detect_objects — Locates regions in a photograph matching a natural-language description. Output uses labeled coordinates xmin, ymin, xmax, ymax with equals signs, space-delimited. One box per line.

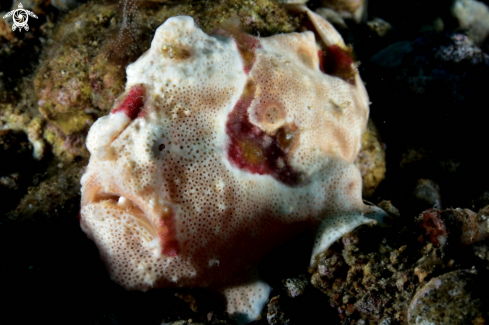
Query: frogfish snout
xmin=80 ymin=176 xmax=183 ymax=288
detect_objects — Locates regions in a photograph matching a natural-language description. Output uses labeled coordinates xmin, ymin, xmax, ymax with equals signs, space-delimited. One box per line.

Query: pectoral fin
xmin=308 ymin=158 xmax=387 ymax=268
xmin=310 ymin=204 xmax=385 ymax=267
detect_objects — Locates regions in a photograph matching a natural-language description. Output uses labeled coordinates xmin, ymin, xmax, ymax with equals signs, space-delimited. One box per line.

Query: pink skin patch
xmin=225 ymin=81 xmax=308 ymax=187
xmin=318 ymin=46 xmax=356 ymax=84
xmin=111 ymin=84 xmax=146 ymax=119
xmin=157 ymin=207 xmax=179 ymax=257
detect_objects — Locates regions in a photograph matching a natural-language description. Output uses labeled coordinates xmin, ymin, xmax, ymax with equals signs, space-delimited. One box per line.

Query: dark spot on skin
xmin=276 ymin=125 xmax=298 ymax=152
xmin=161 ymin=43 xmax=191 ymax=60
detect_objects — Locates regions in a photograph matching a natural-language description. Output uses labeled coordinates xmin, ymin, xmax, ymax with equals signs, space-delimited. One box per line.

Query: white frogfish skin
xmin=80 ymin=13 xmax=385 ymax=324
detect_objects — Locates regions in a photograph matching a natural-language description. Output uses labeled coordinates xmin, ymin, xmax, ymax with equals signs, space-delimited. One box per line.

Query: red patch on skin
xmin=162 ymin=240 xmax=179 ymax=257
xmin=225 ymin=80 xmax=308 ymax=187
xmin=318 ymin=50 xmax=325 ymax=73
xmin=226 ymin=81 xmax=265 ymax=174
xmin=158 ymin=207 xmax=179 ymax=257
xmin=112 ymin=84 xmax=146 ymax=119
xmin=300 ymin=13 xmax=356 ymax=83
xmin=319 ymin=45 xmax=356 ymax=84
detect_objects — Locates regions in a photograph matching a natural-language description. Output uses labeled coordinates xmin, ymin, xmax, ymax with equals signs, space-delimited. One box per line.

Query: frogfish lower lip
xmin=81 ymin=184 xmax=179 ymax=258
xmin=88 ymin=186 xmax=148 ymax=218
xmin=81 ymin=188 xmax=157 ymax=239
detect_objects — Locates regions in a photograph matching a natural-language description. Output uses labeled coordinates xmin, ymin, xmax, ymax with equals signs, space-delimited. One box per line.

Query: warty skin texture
xmin=80 ymin=12 xmax=385 ymax=324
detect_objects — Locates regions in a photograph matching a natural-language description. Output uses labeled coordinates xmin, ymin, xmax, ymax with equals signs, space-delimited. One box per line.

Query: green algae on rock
xmin=34 ymin=3 xmax=122 ymax=138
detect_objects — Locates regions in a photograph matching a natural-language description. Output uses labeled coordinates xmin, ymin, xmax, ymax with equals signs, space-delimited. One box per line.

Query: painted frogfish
xmin=80 ymin=9 xmax=385 ymax=324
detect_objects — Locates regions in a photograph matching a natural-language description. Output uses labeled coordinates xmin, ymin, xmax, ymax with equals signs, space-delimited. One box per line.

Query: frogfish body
xmin=80 ymin=11 xmax=384 ymax=324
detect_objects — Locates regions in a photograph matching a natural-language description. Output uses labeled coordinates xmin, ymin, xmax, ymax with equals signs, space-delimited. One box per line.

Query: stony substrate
xmin=308 ymin=205 xmax=489 ymax=324
xmin=1 ymin=0 xmax=489 ymax=324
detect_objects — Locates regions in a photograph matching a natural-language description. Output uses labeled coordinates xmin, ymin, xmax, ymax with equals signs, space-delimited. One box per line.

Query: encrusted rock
xmin=310 ymin=204 xmax=489 ymax=324
xmin=282 ymin=275 xmax=308 ymax=298
xmin=417 ymin=209 xmax=448 ymax=247
xmin=436 ymin=33 xmax=489 ymax=63
xmin=0 ymin=172 xmax=20 ymax=190
xmin=413 ymin=178 xmax=442 ymax=209
xmin=408 ymin=270 xmax=487 ymax=325
xmin=354 ymin=119 xmax=386 ymax=198
xmin=310 ymin=225 xmax=420 ymax=324
xmin=452 ymin=0 xmax=489 ymax=45
xmin=417 ymin=208 xmax=489 ymax=247
xmin=366 ymin=17 xmax=393 ymax=38
xmin=267 ymin=296 xmax=290 ymax=325
xmin=317 ymin=0 xmax=367 ymax=22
